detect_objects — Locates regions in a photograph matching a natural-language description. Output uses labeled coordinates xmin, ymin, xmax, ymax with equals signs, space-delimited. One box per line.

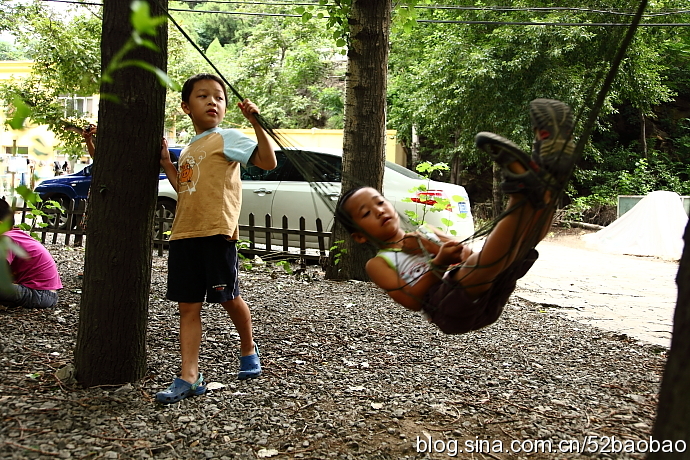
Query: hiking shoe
xmin=475 ymin=131 xmax=534 ymax=172
xmin=238 ymin=343 xmax=261 ymax=380
xmin=475 ymin=131 xmax=547 ymax=207
xmin=529 ymin=98 xmax=576 ymax=181
xmin=155 ymin=373 xmax=206 ymax=404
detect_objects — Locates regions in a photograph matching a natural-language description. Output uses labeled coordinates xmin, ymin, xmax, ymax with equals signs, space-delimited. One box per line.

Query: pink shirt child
xmin=5 ymin=229 xmax=62 ymax=290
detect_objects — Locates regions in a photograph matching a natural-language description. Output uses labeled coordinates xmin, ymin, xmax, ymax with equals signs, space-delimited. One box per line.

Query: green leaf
xmin=15 ymin=185 xmax=39 ymax=204
xmin=120 ymin=60 xmax=180 ymax=90
xmin=130 ymin=0 xmax=166 ymax=37
xmin=132 ymin=35 xmax=160 ymax=53
xmin=8 ymin=96 xmax=32 ymax=130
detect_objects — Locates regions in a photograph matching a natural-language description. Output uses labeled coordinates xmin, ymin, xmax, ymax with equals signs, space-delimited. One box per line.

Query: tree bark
xmin=410 ymin=124 xmax=419 ymax=168
xmin=74 ymin=0 xmax=168 ymax=386
xmin=649 ymin=221 xmax=690 ymax=459
xmin=640 ymin=108 xmax=648 ymax=158
xmin=326 ymin=0 xmax=390 ymax=281
xmin=492 ymin=162 xmax=502 ymax=219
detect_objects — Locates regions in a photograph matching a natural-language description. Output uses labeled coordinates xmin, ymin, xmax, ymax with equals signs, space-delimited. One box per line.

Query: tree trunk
xmin=640 ymin=108 xmax=648 ymax=158
xmin=450 ymin=153 xmax=461 ymax=185
xmin=410 ymin=124 xmax=419 ymax=168
xmin=325 ymin=0 xmax=390 ymax=281
xmin=649 ymin=221 xmax=690 ymax=459
xmin=492 ymin=162 xmax=502 ymax=219
xmin=74 ymin=0 xmax=168 ymax=387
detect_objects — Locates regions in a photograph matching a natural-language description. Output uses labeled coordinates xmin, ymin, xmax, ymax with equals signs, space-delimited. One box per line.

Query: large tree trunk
xmin=325 ymin=0 xmax=390 ymax=281
xmin=649 ymin=221 xmax=690 ymax=459
xmin=74 ymin=0 xmax=168 ymax=387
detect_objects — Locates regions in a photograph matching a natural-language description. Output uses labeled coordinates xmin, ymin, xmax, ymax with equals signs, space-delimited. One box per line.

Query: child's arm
xmin=365 ymin=256 xmax=443 ymax=312
xmin=238 ymin=99 xmax=277 ymax=171
xmin=81 ymin=124 xmax=97 ymax=158
xmin=160 ymin=138 xmax=178 ymax=192
xmin=366 ymin=240 xmax=472 ymax=312
xmin=407 ymin=227 xmax=472 ymax=265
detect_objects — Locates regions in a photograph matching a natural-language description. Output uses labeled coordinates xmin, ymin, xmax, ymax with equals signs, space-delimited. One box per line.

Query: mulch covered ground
xmin=0 ymin=244 xmax=670 ymax=459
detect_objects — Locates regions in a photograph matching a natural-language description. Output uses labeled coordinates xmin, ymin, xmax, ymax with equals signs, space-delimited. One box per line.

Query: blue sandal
xmin=238 ymin=344 xmax=262 ymax=380
xmin=156 ymin=374 xmax=206 ymax=404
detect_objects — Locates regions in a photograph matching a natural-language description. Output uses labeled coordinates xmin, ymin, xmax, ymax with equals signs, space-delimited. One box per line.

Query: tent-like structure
xmin=583 ymin=190 xmax=688 ymax=260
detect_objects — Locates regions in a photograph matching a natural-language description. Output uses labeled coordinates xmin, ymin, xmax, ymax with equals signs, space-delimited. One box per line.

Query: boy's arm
xmin=404 ymin=230 xmax=471 ymax=266
xmin=160 ymin=139 xmax=178 ymax=192
xmin=238 ymin=99 xmax=277 ymax=171
xmin=81 ymin=124 xmax=97 ymax=158
xmin=365 ymin=256 xmax=443 ymax=312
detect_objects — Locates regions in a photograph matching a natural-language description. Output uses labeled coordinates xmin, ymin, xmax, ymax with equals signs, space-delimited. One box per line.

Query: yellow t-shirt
xmin=170 ymin=127 xmax=257 ymax=241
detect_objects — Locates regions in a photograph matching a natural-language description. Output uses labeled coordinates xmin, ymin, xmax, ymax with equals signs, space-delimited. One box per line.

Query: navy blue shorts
xmin=166 ymin=235 xmax=241 ymax=304
xmin=423 ymin=249 xmax=538 ymax=335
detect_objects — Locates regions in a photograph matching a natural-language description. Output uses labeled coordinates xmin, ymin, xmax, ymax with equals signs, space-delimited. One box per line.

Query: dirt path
xmin=515 ymin=229 xmax=679 ymax=348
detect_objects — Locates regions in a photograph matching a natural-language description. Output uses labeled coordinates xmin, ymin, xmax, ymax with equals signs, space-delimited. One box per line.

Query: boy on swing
xmin=336 ymin=99 xmax=576 ymax=334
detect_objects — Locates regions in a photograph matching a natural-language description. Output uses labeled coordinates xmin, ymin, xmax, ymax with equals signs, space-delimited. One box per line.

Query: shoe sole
xmin=529 ymin=99 xmax=576 ymax=179
xmin=475 ymin=132 xmax=533 ymax=171
xmin=237 ymin=371 xmax=261 ymax=380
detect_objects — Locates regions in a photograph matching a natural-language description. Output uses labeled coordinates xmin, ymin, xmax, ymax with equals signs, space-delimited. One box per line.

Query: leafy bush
xmin=562 ymin=195 xmax=616 ymax=226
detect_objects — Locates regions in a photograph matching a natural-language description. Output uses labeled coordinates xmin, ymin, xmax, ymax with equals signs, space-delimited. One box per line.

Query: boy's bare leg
xmin=457 ymin=99 xmax=575 ymax=300
xmin=454 ymin=161 xmax=554 ymax=299
xmin=179 ymin=301 xmax=203 ymax=384
xmin=221 ymin=295 xmax=255 ymax=356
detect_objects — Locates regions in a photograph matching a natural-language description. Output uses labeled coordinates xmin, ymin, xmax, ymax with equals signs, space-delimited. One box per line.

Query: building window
xmin=4 ymin=146 xmax=28 ymax=155
xmin=58 ymin=95 xmax=98 ymax=118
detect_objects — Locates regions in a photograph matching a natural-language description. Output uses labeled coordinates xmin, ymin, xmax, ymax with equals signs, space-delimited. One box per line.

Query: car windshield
xmin=242 ymin=150 xmax=421 ymax=183
xmin=242 ymin=150 xmax=341 ymax=182
xmin=385 ymin=161 xmax=423 ymax=179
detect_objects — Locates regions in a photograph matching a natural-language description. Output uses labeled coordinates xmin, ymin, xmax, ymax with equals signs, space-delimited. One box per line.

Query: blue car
xmin=34 ymin=147 xmax=181 ymax=229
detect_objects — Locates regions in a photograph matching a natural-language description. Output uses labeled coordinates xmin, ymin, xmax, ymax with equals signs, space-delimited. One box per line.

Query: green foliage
xmin=400 ymin=161 xmax=466 ymax=236
xmin=236 ymin=239 xmax=253 ymax=270
xmin=578 ymin=145 xmax=690 ymax=200
xmin=0 ymin=41 xmax=27 ymax=60
xmin=6 ymin=95 xmax=31 ymax=130
xmin=387 ymin=0 xmax=683 ymax=178
xmin=0 ymin=1 xmax=180 ymax=158
xmin=562 ymin=194 xmax=615 ymax=223
xmin=329 ymin=240 xmax=347 ymax=265
xmin=14 ymin=185 xmax=64 ymax=241
xmin=274 ymin=260 xmax=293 ymax=275
xmin=296 ymin=0 xmax=349 ymax=53
xmin=14 ymin=9 xmax=101 ymax=96
xmin=102 ymin=1 xmax=179 ymax=92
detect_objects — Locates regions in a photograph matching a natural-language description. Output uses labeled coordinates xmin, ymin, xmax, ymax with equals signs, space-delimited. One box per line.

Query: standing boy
xmin=157 ymin=73 xmax=276 ymax=404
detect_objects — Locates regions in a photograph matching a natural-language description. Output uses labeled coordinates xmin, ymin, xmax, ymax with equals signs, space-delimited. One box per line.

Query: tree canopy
xmin=386 ymin=0 xmax=690 ymax=205
xmin=1 ymin=0 xmax=688 ymax=209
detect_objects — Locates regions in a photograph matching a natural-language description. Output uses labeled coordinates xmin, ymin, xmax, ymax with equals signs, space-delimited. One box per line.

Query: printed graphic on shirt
xmin=178 ymin=150 xmax=207 ymax=195
xmin=398 ymin=257 xmax=429 ymax=284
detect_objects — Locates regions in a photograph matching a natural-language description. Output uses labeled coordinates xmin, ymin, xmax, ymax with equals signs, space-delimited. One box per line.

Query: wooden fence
xmin=12 ymin=198 xmax=331 ymax=264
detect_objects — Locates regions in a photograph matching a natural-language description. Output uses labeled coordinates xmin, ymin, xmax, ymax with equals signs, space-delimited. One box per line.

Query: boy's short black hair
xmin=0 ymin=197 xmax=12 ymax=222
xmin=181 ymin=73 xmax=228 ymax=104
xmin=335 ymin=186 xmax=368 ymax=234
